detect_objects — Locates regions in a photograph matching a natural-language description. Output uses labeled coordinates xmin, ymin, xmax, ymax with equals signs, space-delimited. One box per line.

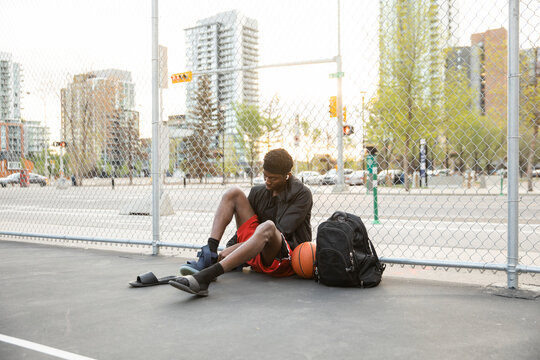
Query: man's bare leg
xmin=170 ymin=221 xmax=284 ymax=296
xmin=209 ymin=187 xmax=256 ymax=241
xmin=179 ymin=187 xmax=255 ymax=276
xmin=219 ymin=220 xmax=283 ymax=271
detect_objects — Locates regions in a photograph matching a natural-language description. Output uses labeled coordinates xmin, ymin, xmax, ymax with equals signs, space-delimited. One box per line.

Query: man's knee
xmin=223 ymin=186 xmax=247 ymax=202
xmin=254 ymin=220 xmax=277 ymax=242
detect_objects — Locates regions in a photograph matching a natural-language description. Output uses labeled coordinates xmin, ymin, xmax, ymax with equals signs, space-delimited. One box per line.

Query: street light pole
xmin=218 ymin=105 xmax=226 ymax=185
xmin=333 ymin=0 xmax=346 ymax=193
xmin=360 ymin=91 xmax=366 ymax=169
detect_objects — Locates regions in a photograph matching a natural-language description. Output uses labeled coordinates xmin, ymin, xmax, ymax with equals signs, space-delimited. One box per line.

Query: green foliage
xmin=311 ymin=154 xmax=336 ymax=173
xmin=519 ymin=48 xmax=540 ymax=188
xmin=182 ymin=75 xmax=219 ymax=180
xmin=234 ymin=102 xmax=276 ymax=177
xmin=441 ymin=66 xmax=499 ymax=172
xmin=371 ymin=0 xmax=441 ymax=179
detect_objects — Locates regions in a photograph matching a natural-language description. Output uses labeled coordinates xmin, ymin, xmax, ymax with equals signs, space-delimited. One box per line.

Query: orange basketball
xmin=291 ymin=242 xmax=316 ymax=279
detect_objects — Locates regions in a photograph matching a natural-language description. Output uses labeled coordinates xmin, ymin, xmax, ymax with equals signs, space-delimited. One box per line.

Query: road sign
xmin=329 ymin=72 xmax=344 ymax=79
xmin=171 ymin=72 xmax=192 ymax=83
xmin=7 ymin=161 xmax=21 ymax=170
xmin=329 ymin=96 xmax=337 ymax=117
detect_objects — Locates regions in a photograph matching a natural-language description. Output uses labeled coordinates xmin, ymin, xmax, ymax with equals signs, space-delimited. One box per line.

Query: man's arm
xmin=217 ymin=242 xmax=243 ymax=262
xmin=275 ymin=189 xmax=312 ymax=235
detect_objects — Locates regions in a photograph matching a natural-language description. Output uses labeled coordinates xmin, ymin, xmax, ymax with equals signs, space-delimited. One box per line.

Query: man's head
xmin=262 ymin=148 xmax=293 ymax=193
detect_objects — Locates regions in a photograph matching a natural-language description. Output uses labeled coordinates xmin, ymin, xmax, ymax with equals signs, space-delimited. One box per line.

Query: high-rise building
xmin=0 ymin=52 xmax=21 ymax=122
xmin=0 ymin=52 xmax=23 ymax=163
xmin=378 ymin=0 xmax=454 ymax=105
xmin=23 ymin=120 xmax=50 ymax=156
xmin=470 ymin=28 xmax=507 ymax=121
xmin=61 ymin=69 xmax=139 ymax=174
xmin=184 ymin=10 xmax=259 ymax=134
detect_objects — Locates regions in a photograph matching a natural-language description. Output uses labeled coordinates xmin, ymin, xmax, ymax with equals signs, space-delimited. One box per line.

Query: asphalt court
xmin=1 ymin=240 xmax=539 ymax=360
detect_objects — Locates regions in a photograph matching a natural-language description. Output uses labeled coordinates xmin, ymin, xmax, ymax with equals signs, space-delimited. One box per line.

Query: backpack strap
xmin=368 ymin=239 xmax=386 ymax=272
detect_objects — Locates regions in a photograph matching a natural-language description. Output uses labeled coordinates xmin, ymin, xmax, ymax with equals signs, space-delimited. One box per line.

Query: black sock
xmin=193 ymin=263 xmax=224 ymax=284
xmin=207 ymin=237 xmax=219 ymax=253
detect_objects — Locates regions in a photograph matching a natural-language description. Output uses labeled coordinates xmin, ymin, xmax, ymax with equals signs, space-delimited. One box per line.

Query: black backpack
xmin=315 ymin=211 xmax=385 ymax=287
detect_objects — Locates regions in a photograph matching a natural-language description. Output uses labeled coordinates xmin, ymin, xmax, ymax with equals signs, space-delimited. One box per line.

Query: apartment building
xmin=184 ymin=10 xmax=259 ymax=166
xmin=0 ymin=52 xmax=23 ymax=164
xmin=61 ymin=69 xmax=139 ymax=174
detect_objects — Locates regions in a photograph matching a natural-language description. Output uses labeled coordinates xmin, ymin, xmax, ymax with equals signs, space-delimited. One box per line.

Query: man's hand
xmin=217 ymin=242 xmax=242 ymax=262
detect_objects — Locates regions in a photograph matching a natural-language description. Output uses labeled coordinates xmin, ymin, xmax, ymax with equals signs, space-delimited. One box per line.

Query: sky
xmin=0 ymin=0 xmax=535 ymax=144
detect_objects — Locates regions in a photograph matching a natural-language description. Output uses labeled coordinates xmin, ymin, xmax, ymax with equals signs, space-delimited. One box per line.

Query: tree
xmin=182 ymin=75 xmax=219 ymax=182
xmin=441 ymin=65 xmax=493 ymax=174
xmin=62 ymin=76 xmax=119 ymax=185
xmin=235 ymin=103 xmax=267 ymax=184
xmin=115 ymin=110 xmax=142 ymax=185
xmin=311 ymin=154 xmax=336 ymax=174
xmin=260 ymin=95 xmax=281 ymax=153
xmin=520 ymin=47 xmax=540 ymax=191
xmin=371 ymin=0 xmax=441 ymax=189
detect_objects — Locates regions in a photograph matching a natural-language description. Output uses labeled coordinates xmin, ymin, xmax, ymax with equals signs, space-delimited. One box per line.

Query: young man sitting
xmin=169 ymin=148 xmax=313 ymax=296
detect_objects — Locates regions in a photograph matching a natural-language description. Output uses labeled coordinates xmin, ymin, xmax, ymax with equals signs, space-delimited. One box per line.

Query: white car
xmin=29 ymin=173 xmax=48 ymax=186
xmin=378 ymin=169 xmax=405 ymax=184
xmin=253 ymin=176 xmax=265 ymax=186
xmin=296 ymin=171 xmax=323 ymax=185
xmin=0 ymin=173 xmax=20 ymax=187
xmin=321 ymin=169 xmax=354 ymax=185
xmin=345 ymin=170 xmax=367 ymax=186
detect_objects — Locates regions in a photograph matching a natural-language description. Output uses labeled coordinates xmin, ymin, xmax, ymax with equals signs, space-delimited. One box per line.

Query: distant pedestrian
xmin=111 ymin=176 xmax=115 ymax=189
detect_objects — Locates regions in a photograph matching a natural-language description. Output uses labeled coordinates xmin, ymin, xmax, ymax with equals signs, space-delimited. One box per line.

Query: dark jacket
xmin=227 ymin=176 xmax=313 ymax=250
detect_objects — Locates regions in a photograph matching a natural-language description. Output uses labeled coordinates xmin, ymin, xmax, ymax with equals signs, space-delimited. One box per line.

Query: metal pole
xmin=334 ymin=0 xmax=346 ymax=192
xmin=506 ymin=0 xmax=519 ymax=289
xmin=151 ymin=0 xmax=160 ymax=255
xmin=372 ymin=163 xmax=380 ymax=224
xmin=60 ymin=146 xmax=64 ymax=176
xmin=192 ymin=58 xmax=336 ymax=77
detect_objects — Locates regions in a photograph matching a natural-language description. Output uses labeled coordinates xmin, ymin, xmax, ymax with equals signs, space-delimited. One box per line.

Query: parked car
xmin=321 ymin=169 xmax=354 ymax=185
xmin=296 ymin=171 xmax=323 ymax=185
xmin=378 ymin=169 xmax=404 ymax=185
xmin=345 ymin=170 xmax=367 ymax=186
xmin=29 ymin=173 xmax=48 ymax=186
xmin=427 ymin=168 xmax=450 ymax=176
xmin=0 ymin=173 xmax=21 ymax=187
xmin=253 ymin=176 xmax=265 ymax=186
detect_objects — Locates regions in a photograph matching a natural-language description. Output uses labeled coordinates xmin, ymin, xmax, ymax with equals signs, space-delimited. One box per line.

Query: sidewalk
xmin=0 ymin=240 xmax=539 ymax=360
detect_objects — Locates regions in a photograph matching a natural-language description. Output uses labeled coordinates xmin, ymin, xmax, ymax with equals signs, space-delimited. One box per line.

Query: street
xmin=1 ymin=182 xmax=539 ymax=269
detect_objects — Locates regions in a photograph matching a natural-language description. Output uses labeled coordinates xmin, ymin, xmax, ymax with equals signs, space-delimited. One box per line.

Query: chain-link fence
xmin=0 ymin=1 xmax=539 ymax=286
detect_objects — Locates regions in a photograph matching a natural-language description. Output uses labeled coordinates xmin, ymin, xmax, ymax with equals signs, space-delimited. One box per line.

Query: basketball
xmin=291 ymin=242 xmax=316 ymax=279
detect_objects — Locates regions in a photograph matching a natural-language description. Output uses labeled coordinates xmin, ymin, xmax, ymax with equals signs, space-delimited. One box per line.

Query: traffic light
xmin=343 ymin=125 xmax=354 ymax=136
xmin=171 ymin=71 xmax=193 ymax=83
xmin=343 ymin=106 xmax=347 ymax=122
xmin=329 ymin=96 xmax=337 ymax=117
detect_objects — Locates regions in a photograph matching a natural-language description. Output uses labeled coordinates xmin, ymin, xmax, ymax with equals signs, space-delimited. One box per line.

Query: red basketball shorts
xmin=236 ymin=215 xmax=294 ymax=277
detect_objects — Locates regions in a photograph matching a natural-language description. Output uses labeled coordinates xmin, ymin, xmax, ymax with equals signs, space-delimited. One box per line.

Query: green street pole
xmin=367 ymin=155 xmax=380 ymax=224
xmin=372 ymin=164 xmax=380 ymax=224
xmin=500 ymin=173 xmax=504 ymax=196
xmin=366 ymin=155 xmax=373 ymax=195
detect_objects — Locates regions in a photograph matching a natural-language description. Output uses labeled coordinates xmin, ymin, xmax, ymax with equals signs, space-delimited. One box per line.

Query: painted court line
xmin=0 ymin=333 xmax=95 ymax=360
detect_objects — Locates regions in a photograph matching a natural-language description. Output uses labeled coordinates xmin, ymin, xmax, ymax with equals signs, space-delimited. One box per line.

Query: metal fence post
xmin=506 ymin=0 xmax=519 ymax=289
xmin=151 ymin=0 xmax=160 ymax=255
xmin=334 ymin=0 xmax=346 ymax=192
